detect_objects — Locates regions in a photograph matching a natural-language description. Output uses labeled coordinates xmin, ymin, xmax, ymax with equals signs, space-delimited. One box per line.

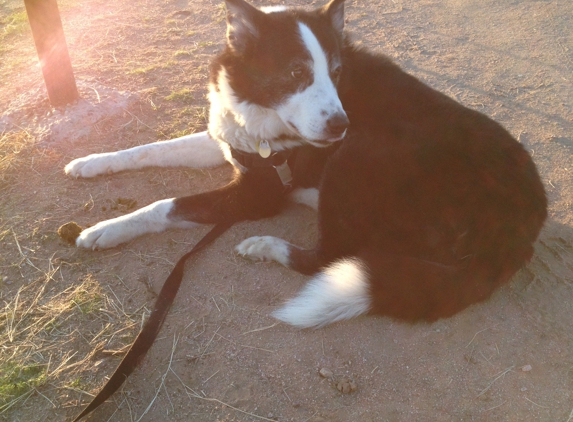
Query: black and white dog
xmin=65 ymin=0 xmax=547 ymax=328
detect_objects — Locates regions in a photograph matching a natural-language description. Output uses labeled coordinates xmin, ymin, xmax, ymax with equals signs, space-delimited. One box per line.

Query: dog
xmin=65 ymin=0 xmax=547 ymax=328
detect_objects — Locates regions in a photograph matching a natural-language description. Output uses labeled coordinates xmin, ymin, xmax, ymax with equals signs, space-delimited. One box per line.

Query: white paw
xmin=76 ymin=219 xmax=131 ymax=249
xmin=65 ymin=153 xmax=117 ymax=178
xmin=235 ymin=236 xmax=290 ymax=266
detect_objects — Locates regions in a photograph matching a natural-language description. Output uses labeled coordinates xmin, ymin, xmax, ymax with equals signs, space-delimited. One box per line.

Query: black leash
xmin=72 ymin=222 xmax=233 ymax=422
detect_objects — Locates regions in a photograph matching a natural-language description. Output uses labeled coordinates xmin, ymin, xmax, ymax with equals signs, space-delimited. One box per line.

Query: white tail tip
xmin=273 ymin=258 xmax=371 ymax=328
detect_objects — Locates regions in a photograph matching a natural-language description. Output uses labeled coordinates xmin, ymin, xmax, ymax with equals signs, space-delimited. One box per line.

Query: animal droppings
xmin=57 ymin=221 xmax=83 ymax=244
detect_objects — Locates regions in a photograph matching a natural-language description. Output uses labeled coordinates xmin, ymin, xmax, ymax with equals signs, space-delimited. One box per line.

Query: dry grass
xmin=0 ymin=130 xmax=36 ymax=184
xmin=0 ymin=269 xmax=140 ymax=414
xmin=0 ymin=1 xmax=215 ymax=415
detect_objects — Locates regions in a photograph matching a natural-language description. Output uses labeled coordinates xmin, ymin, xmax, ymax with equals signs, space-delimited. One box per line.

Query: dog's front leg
xmin=65 ymin=131 xmax=225 ymax=178
xmin=235 ymin=236 xmax=321 ymax=275
xmin=76 ymin=169 xmax=286 ymax=249
xmin=75 ymin=198 xmax=195 ymax=249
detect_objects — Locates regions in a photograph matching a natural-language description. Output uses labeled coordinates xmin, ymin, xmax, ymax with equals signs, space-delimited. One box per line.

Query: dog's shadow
xmin=503 ymin=218 xmax=573 ymax=330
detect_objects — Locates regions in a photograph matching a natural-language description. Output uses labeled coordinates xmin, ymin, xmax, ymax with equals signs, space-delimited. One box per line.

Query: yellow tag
xmin=257 ymin=140 xmax=271 ymax=158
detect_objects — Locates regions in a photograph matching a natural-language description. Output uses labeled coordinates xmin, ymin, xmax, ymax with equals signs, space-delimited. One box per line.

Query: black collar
xmin=230 ymin=147 xmax=294 ymax=192
xmin=230 ymin=147 xmax=291 ymax=168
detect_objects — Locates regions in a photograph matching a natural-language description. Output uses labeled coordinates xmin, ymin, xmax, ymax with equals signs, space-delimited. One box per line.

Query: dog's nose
xmin=326 ymin=112 xmax=350 ymax=138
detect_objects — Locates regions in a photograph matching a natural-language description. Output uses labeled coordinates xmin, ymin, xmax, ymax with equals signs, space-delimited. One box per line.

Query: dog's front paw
xmin=235 ymin=236 xmax=290 ymax=266
xmin=76 ymin=218 xmax=131 ymax=249
xmin=65 ymin=153 xmax=117 ymax=178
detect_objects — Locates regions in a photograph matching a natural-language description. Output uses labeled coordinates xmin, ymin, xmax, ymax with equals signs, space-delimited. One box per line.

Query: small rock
xmin=336 ymin=378 xmax=357 ymax=394
xmin=319 ymin=368 xmax=333 ymax=378
xmin=521 ymin=364 xmax=532 ymax=372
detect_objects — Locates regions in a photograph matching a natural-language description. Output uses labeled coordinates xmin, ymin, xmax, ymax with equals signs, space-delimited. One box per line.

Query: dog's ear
xmin=321 ymin=0 xmax=345 ymax=33
xmin=225 ymin=0 xmax=260 ymax=52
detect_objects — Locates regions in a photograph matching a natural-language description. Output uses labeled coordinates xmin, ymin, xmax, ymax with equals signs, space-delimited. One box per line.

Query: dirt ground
xmin=1 ymin=0 xmax=573 ymax=421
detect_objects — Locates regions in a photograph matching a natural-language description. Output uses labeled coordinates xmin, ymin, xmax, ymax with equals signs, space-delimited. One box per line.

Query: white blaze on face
xmin=275 ymin=22 xmax=347 ymax=143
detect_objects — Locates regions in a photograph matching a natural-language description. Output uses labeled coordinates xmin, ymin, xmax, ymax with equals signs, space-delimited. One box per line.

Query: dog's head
xmin=218 ymin=0 xmax=349 ymax=147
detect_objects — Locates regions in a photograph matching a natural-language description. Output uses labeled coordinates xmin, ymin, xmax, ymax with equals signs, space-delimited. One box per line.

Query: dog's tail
xmin=272 ymin=249 xmax=526 ymax=328
xmin=272 ymin=257 xmax=371 ymax=329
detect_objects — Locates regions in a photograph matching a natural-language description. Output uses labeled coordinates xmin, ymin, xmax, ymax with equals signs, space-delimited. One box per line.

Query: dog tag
xmin=257 ymin=140 xmax=271 ymax=158
xmin=274 ymin=161 xmax=293 ymax=187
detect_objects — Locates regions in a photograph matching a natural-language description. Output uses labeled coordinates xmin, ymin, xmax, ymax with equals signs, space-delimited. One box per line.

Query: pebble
xmin=521 ymin=364 xmax=532 ymax=372
xmin=336 ymin=378 xmax=357 ymax=394
xmin=319 ymin=368 xmax=333 ymax=378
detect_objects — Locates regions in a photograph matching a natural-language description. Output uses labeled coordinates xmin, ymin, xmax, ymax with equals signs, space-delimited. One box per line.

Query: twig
xmin=87 ymin=86 xmax=101 ymax=103
xmin=135 ymin=334 xmax=179 ymax=422
xmin=106 ymin=398 xmax=126 ymax=422
xmin=476 ymin=365 xmax=515 ymax=397
xmin=196 ymin=396 xmax=277 ymax=421
xmin=214 ymin=332 xmax=275 ymax=353
xmin=12 ymin=229 xmax=42 ymax=272
xmin=212 ymin=296 xmax=220 ymax=312
xmin=188 ymin=384 xmax=274 ymax=420
xmin=202 ymin=369 xmax=220 ymax=384
xmin=302 ymin=411 xmax=319 ymax=422
xmin=0 ymin=390 xmax=34 ymax=414
xmin=241 ymin=323 xmax=278 ymax=336
xmin=466 ymin=327 xmax=489 ymax=348
xmin=199 ymin=326 xmax=221 ymax=359
xmin=381 ymin=7 xmax=403 ymax=14
xmin=123 ymin=109 xmax=154 ymax=131
xmin=566 ymin=405 xmax=573 ymax=422
xmin=483 ymin=401 xmax=506 ymax=412
xmin=169 ymin=367 xmax=276 ymax=421
xmin=525 ymin=396 xmax=548 ymax=409
xmin=163 ymin=382 xmax=174 ymax=414
xmin=34 ymin=388 xmax=56 ymax=408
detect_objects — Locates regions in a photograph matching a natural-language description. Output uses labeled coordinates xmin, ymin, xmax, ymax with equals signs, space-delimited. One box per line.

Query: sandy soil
xmin=1 ymin=0 xmax=573 ymax=421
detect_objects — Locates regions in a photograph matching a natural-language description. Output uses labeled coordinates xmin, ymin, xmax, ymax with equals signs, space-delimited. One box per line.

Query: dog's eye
xmin=291 ymin=67 xmax=304 ymax=79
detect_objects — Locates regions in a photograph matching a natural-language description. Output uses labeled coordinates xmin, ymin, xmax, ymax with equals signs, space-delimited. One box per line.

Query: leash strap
xmin=72 ymin=222 xmax=233 ymax=422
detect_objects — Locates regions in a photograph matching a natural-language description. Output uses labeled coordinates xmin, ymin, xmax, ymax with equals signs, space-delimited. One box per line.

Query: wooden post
xmin=24 ymin=0 xmax=79 ymax=107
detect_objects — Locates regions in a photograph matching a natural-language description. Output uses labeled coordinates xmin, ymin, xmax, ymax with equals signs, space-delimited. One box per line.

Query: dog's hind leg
xmin=235 ymin=237 xmax=371 ymax=328
xmin=65 ymin=131 xmax=225 ymax=178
